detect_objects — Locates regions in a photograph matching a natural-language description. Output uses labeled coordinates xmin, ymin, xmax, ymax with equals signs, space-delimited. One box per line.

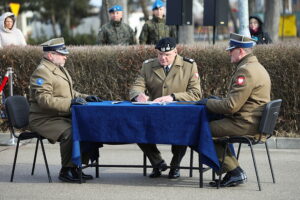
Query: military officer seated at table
xmin=29 ymin=37 xmax=102 ymax=183
xmin=129 ymin=37 xmax=202 ymax=179
xmin=197 ymin=33 xmax=271 ymax=187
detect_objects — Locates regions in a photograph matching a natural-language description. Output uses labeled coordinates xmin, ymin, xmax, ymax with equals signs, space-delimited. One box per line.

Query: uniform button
xmin=164 ymin=86 xmax=167 ymax=88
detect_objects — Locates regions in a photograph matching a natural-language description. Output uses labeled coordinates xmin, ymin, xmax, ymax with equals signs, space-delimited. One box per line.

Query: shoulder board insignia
xmin=37 ymin=64 xmax=46 ymax=70
xmin=143 ymin=58 xmax=155 ymax=64
xmin=183 ymin=57 xmax=194 ymax=63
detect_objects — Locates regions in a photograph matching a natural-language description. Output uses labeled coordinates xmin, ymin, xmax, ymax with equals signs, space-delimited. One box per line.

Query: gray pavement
xmin=0 ymin=136 xmax=300 ymax=200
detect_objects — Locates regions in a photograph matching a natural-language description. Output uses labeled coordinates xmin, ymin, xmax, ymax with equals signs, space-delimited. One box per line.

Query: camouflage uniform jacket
xmin=98 ymin=20 xmax=136 ymax=45
xmin=139 ymin=16 xmax=176 ymax=45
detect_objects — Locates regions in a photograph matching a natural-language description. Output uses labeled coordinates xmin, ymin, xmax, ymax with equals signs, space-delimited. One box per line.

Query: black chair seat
xmin=18 ymin=131 xmax=42 ymax=140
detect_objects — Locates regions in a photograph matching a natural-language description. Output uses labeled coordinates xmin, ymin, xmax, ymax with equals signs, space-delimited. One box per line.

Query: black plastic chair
xmin=215 ymin=99 xmax=282 ymax=191
xmin=5 ymin=95 xmax=52 ymax=182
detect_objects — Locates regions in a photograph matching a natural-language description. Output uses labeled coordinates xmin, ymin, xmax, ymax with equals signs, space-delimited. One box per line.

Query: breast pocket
xmin=146 ymin=75 xmax=163 ymax=94
xmin=52 ymin=76 xmax=71 ymax=98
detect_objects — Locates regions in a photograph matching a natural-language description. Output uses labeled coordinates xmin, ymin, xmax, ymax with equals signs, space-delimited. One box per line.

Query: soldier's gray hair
xmin=243 ymin=48 xmax=253 ymax=54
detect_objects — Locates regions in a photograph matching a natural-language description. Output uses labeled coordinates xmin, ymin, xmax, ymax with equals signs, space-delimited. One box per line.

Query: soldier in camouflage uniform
xmin=139 ymin=0 xmax=176 ymax=45
xmin=98 ymin=5 xmax=136 ymax=45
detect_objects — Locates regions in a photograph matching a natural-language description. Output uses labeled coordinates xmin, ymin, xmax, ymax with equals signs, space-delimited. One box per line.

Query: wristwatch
xmin=170 ymin=93 xmax=176 ymax=101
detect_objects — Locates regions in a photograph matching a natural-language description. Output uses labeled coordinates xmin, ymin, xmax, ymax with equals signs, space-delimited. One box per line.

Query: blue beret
xmin=226 ymin=33 xmax=256 ymax=51
xmin=155 ymin=37 xmax=176 ymax=52
xmin=109 ymin=5 xmax=123 ymax=13
xmin=152 ymin=0 xmax=164 ymax=10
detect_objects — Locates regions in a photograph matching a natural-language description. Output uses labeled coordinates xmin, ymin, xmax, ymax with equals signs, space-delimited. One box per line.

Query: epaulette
xmin=143 ymin=58 xmax=155 ymax=64
xmin=37 ymin=64 xmax=46 ymax=70
xmin=183 ymin=57 xmax=195 ymax=63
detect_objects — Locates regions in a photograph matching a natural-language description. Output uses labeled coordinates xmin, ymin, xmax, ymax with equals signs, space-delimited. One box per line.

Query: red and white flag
xmin=0 ymin=71 xmax=9 ymax=92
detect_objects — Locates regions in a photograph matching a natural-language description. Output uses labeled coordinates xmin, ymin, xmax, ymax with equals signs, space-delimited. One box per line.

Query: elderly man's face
xmin=153 ymin=7 xmax=165 ymax=19
xmin=110 ymin=11 xmax=123 ymax=22
xmin=229 ymin=48 xmax=242 ymax=63
xmin=157 ymin=48 xmax=177 ymax=66
xmin=48 ymin=52 xmax=67 ymax=67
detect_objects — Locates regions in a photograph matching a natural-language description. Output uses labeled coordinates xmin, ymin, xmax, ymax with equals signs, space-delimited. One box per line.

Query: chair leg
xmin=198 ymin=153 xmax=203 ymax=188
xmin=95 ymin=157 xmax=99 ymax=178
xmin=40 ymin=139 xmax=52 ymax=183
xmin=218 ymin=143 xmax=228 ymax=189
xmin=237 ymin=143 xmax=242 ymax=160
xmin=248 ymin=142 xmax=261 ymax=191
xmin=189 ymin=148 xmax=193 ymax=177
xmin=143 ymin=153 xmax=147 ymax=176
xmin=212 ymin=169 xmax=216 ymax=181
xmin=31 ymin=139 xmax=39 ymax=175
xmin=265 ymin=142 xmax=275 ymax=183
xmin=10 ymin=138 xmax=21 ymax=182
xmin=78 ymin=167 xmax=83 ymax=184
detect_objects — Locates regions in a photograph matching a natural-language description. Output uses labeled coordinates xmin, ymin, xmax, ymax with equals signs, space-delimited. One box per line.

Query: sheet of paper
xmin=132 ymin=101 xmax=175 ymax=105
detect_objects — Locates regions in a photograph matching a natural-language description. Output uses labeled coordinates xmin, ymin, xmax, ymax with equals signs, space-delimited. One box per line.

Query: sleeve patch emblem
xmin=36 ymin=78 xmax=44 ymax=86
xmin=193 ymin=72 xmax=199 ymax=79
xmin=235 ymin=76 xmax=245 ymax=85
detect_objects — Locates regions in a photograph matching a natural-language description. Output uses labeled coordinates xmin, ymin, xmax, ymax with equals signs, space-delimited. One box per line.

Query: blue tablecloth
xmin=72 ymin=101 xmax=220 ymax=170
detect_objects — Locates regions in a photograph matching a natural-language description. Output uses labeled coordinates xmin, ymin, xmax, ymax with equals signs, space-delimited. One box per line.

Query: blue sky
xmin=90 ymin=0 xmax=101 ymax=7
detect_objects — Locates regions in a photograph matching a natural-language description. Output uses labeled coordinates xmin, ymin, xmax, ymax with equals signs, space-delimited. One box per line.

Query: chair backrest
xmin=259 ymin=99 xmax=282 ymax=137
xmin=5 ymin=95 xmax=30 ymax=129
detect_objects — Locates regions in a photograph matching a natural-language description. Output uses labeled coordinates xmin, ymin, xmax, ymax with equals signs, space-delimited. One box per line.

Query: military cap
xmin=109 ymin=5 xmax=123 ymax=13
xmin=155 ymin=37 xmax=176 ymax=52
xmin=41 ymin=37 xmax=69 ymax=55
xmin=226 ymin=33 xmax=256 ymax=51
xmin=152 ymin=0 xmax=164 ymax=10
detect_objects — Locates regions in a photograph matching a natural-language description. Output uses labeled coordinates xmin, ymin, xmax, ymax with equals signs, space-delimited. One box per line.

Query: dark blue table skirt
xmin=72 ymin=101 xmax=220 ymax=170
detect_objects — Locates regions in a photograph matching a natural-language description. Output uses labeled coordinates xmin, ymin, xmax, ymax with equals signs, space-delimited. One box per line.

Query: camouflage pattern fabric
xmin=98 ymin=20 xmax=136 ymax=45
xmin=139 ymin=16 xmax=176 ymax=45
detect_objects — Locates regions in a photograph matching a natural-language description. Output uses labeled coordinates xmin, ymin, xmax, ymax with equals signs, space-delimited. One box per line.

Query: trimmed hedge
xmin=0 ymin=44 xmax=299 ymax=136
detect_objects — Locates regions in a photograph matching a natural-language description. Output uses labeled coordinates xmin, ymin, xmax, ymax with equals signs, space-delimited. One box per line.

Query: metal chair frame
xmin=82 ymin=146 xmax=208 ymax=187
xmin=216 ymin=99 xmax=282 ymax=191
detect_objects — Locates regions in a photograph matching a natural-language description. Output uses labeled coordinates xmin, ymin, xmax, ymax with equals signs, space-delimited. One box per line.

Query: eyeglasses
xmin=51 ymin=52 xmax=67 ymax=57
xmin=229 ymin=48 xmax=239 ymax=53
xmin=229 ymin=48 xmax=236 ymax=53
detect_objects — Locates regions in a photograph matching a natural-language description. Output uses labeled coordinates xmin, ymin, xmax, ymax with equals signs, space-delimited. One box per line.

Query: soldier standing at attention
xmin=29 ymin=38 xmax=102 ymax=183
xmin=139 ymin=0 xmax=176 ymax=45
xmin=98 ymin=5 xmax=136 ymax=45
xmin=197 ymin=33 xmax=271 ymax=187
xmin=130 ymin=37 xmax=201 ymax=179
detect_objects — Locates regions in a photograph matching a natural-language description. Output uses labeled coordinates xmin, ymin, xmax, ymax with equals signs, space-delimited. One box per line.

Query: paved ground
xmin=0 ymin=139 xmax=300 ymax=200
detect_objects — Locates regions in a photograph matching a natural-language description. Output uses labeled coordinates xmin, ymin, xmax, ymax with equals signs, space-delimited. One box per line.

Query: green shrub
xmin=27 ymin=32 xmax=97 ymax=45
xmin=0 ymin=44 xmax=299 ymax=136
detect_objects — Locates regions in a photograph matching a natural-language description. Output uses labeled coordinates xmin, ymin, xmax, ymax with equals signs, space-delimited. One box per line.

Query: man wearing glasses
xmin=29 ymin=38 xmax=101 ymax=183
xmin=130 ymin=37 xmax=201 ymax=179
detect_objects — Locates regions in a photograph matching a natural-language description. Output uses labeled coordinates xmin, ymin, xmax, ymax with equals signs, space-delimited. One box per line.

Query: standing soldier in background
xmin=139 ymin=0 xmax=176 ymax=45
xmin=98 ymin=5 xmax=136 ymax=45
